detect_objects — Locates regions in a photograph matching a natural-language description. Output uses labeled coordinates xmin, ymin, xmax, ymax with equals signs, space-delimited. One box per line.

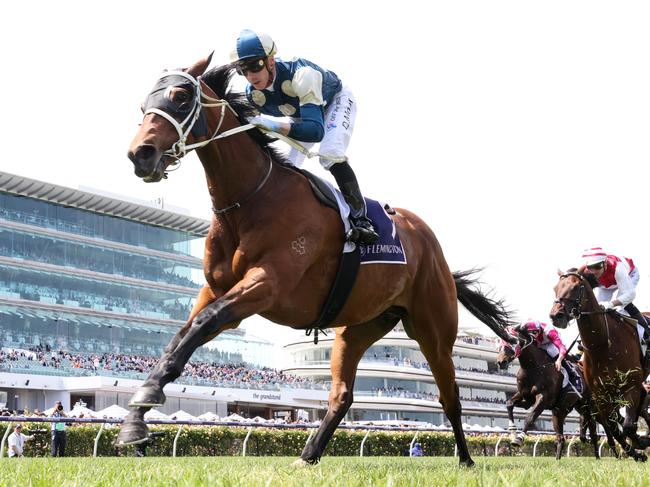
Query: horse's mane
xmin=201 ymin=65 xmax=289 ymax=164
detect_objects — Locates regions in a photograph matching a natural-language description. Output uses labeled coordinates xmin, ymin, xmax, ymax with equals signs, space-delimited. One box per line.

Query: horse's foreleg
xmin=622 ymin=388 xmax=650 ymax=450
xmin=552 ymin=409 xmax=568 ymax=460
xmin=577 ymin=398 xmax=600 ymax=458
xmin=598 ymin=407 xmax=645 ymax=461
xmin=118 ymin=272 xmax=270 ymax=446
xmin=297 ymin=319 xmax=395 ymax=465
xmin=587 ymin=413 xmax=600 ymax=458
xmin=511 ymin=394 xmax=547 ymax=447
xmin=506 ymin=393 xmax=523 ymax=431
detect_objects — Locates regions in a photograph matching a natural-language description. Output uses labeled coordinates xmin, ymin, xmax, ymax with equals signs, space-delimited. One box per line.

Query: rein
xmin=556 ymin=272 xmax=612 ymax=350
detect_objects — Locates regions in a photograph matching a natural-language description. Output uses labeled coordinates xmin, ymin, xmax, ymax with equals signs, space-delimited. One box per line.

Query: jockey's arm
xmin=545 ymin=327 xmax=567 ymax=369
xmin=287 ymin=103 xmax=325 ymax=142
xmin=612 ymin=264 xmax=636 ymax=307
xmin=287 ymin=66 xmax=326 ymax=142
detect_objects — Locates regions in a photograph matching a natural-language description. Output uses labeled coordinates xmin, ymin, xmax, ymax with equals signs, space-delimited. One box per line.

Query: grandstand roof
xmin=0 ymin=171 xmax=210 ymax=235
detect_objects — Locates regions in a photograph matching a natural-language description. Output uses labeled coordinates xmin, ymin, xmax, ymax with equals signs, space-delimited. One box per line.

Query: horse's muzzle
xmin=550 ymin=312 xmax=569 ymax=329
xmin=128 ymin=144 xmax=164 ymax=182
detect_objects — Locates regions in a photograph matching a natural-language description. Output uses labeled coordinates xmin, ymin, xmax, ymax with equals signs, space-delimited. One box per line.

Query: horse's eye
xmin=175 ymin=91 xmax=190 ymax=104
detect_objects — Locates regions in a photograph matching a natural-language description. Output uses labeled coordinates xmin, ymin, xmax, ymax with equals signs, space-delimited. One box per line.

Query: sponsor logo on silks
xmin=326 ymin=121 xmax=337 ymax=131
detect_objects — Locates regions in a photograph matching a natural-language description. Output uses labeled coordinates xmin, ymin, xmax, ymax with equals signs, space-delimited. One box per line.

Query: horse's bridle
xmin=143 ymin=70 xmax=254 ymax=163
xmin=141 ymin=69 xmax=273 ymax=213
xmin=555 ymin=272 xmax=611 ymax=350
xmin=555 ymin=272 xmax=587 ymax=319
xmin=501 ymin=328 xmax=535 ymax=360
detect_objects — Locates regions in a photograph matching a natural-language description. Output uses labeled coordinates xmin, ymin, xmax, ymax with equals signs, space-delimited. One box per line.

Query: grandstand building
xmin=0 ymin=171 xmax=274 ymax=413
xmin=0 ymin=171 xmax=576 ymax=431
xmin=282 ymin=326 xmax=580 ymax=431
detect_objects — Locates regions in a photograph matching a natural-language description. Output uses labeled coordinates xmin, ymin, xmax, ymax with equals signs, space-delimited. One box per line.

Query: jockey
xmin=230 ymin=29 xmax=379 ymax=244
xmin=516 ymin=320 xmax=569 ymax=373
xmin=514 ymin=319 xmax=582 ymax=391
xmin=582 ymin=247 xmax=650 ymax=342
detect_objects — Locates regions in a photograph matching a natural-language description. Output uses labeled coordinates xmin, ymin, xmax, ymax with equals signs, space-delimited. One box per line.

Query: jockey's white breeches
xmin=540 ymin=343 xmax=560 ymax=359
xmin=288 ymin=86 xmax=357 ymax=170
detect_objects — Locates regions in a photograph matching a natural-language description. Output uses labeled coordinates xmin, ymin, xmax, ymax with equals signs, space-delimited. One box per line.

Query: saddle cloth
xmin=308 ymin=177 xmax=407 ymax=264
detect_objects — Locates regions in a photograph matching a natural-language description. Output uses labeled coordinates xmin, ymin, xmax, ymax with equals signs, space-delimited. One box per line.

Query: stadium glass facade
xmin=0 ymin=172 xmax=272 ymax=365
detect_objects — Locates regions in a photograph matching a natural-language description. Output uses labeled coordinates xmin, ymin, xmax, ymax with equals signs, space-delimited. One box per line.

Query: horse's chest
xmin=205 ymin=246 xmax=249 ymax=288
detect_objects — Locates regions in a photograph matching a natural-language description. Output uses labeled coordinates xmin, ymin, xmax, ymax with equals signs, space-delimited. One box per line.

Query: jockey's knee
xmin=321 ymin=155 xmax=346 ymax=170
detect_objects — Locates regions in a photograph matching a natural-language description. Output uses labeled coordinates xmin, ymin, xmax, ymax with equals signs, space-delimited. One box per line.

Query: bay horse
xmin=550 ymin=268 xmax=650 ymax=461
xmin=496 ymin=329 xmax=600 ymax=459
xmin=117 ymin=54 xmax=518 ymax=467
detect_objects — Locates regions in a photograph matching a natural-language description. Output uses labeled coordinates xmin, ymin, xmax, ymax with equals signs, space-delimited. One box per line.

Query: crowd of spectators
xmin=365 ymin=388 xmax=506 ymax=405
xmin=0 ymin=346 xmax=321 ymax=390
xmin=365 ymin=353 xmax=516 ymax=377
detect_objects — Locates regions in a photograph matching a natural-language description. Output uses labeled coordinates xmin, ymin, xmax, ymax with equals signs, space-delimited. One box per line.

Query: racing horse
xmin=116 ymin=54 xmax=518 ymax=467
xmin=497 ymin=328 xmax=601 ymax=459
xmin=550 ymin=268 xmax=650 ymax=461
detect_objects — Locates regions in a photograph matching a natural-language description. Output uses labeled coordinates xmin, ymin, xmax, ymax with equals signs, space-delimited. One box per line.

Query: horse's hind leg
xmin=410 ymin=300 xmax=474 ymax=467
xmin=296 ymin=316 xmax=397 ymax=465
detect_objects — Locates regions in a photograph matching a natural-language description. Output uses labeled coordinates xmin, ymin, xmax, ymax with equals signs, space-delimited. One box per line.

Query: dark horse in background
xmin=496 ymin=328 xmax=600 ymax=459
xmin=116 ymin=54 xmax=518 ymax=467
xmin=551 ymin=269 xmax=650 ymax=461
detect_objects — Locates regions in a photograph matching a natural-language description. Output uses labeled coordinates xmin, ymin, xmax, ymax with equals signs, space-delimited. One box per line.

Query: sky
xmin=2 ymin=1 xmax=650 ymax=349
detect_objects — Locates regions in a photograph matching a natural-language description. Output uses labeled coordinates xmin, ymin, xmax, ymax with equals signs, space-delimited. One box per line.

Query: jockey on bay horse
xmin=511 ymin=320 xmax=582 ymax=393
xmin=582 ymin=247 xmax=650 ymax=359
xmin=232 ymin=29 xmax=379 ymax=244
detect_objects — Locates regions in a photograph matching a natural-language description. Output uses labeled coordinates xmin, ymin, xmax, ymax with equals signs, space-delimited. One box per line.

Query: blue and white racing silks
xmin=246 ymin=58 xmax=342 ymax=142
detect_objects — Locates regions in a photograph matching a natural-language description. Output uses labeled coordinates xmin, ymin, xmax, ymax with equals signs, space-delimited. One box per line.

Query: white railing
xmin=0 ymin=416 xmax=592 ymax=458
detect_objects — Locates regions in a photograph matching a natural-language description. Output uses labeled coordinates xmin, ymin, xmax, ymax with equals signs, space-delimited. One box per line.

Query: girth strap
xmin=305 ymin=245 xmax=361 ymax=344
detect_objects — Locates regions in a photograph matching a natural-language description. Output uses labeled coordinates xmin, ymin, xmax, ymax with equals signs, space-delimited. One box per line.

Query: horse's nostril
xmin=132 ymin=145 xmax=156 ymax=165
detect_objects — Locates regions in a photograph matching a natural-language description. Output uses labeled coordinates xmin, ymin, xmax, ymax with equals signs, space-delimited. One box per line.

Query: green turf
xmin=1 ymin=456 xmax=648 ymax=487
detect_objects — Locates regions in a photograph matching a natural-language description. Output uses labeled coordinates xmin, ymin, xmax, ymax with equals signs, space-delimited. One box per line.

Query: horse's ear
xmin=557 ymin=268 xmax=564 ymax=276
xmin=577 ymin=265 xmax=587 ymax=275
xmin=186 ymin=52 xmax=214 ymax=77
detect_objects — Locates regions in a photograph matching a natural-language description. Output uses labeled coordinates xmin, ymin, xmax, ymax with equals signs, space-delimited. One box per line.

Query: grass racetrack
xmin=1 ymin=456 xmax=649 ymax=487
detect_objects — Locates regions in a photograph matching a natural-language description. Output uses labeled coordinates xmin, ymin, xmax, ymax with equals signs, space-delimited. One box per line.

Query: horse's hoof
xmin=634 ymin=452 xmax=647 ymax=463
xmin=129 ymin=386 xmax=165 ymax=408
xmin=459 ymin=458 xmax=475 ymax=468
xmin=579 ymin=436 xmax=587 ymax=444
xmin=292 ymin=458 xmax=318 ymax=468
xmin=115 ymin=418 xmax=149 ymax=447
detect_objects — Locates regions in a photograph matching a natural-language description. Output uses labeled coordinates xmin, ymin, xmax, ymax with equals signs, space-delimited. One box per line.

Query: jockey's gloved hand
xmin=248 ymin=114 xmax=286 ymax=133
xmin=599 ymin=301 xmax=615 ymax=310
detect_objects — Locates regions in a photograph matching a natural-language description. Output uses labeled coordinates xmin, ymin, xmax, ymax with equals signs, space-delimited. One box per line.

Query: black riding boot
xmin=330 ymin=161 xmax=379 ymax=244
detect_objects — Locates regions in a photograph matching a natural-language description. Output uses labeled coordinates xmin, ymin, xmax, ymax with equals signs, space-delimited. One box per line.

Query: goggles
xmin=587 ymin=262 xmax=605 ymax=271
xmin=236 ymin=58 xmax=266 ymax=76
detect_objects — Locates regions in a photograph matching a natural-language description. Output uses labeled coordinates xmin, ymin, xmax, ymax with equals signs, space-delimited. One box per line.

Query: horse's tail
xmin=453 ymin=268 xmax=517 ymax=344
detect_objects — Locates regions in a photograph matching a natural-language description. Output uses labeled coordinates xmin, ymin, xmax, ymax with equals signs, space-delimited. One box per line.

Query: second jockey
xmin=230 ymin=29 xmax=379 ymax=245
xmin=581 ymin=247 xmax=650 ymax=343
xmin=515 ymin=320 xmax=580 ymax=390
